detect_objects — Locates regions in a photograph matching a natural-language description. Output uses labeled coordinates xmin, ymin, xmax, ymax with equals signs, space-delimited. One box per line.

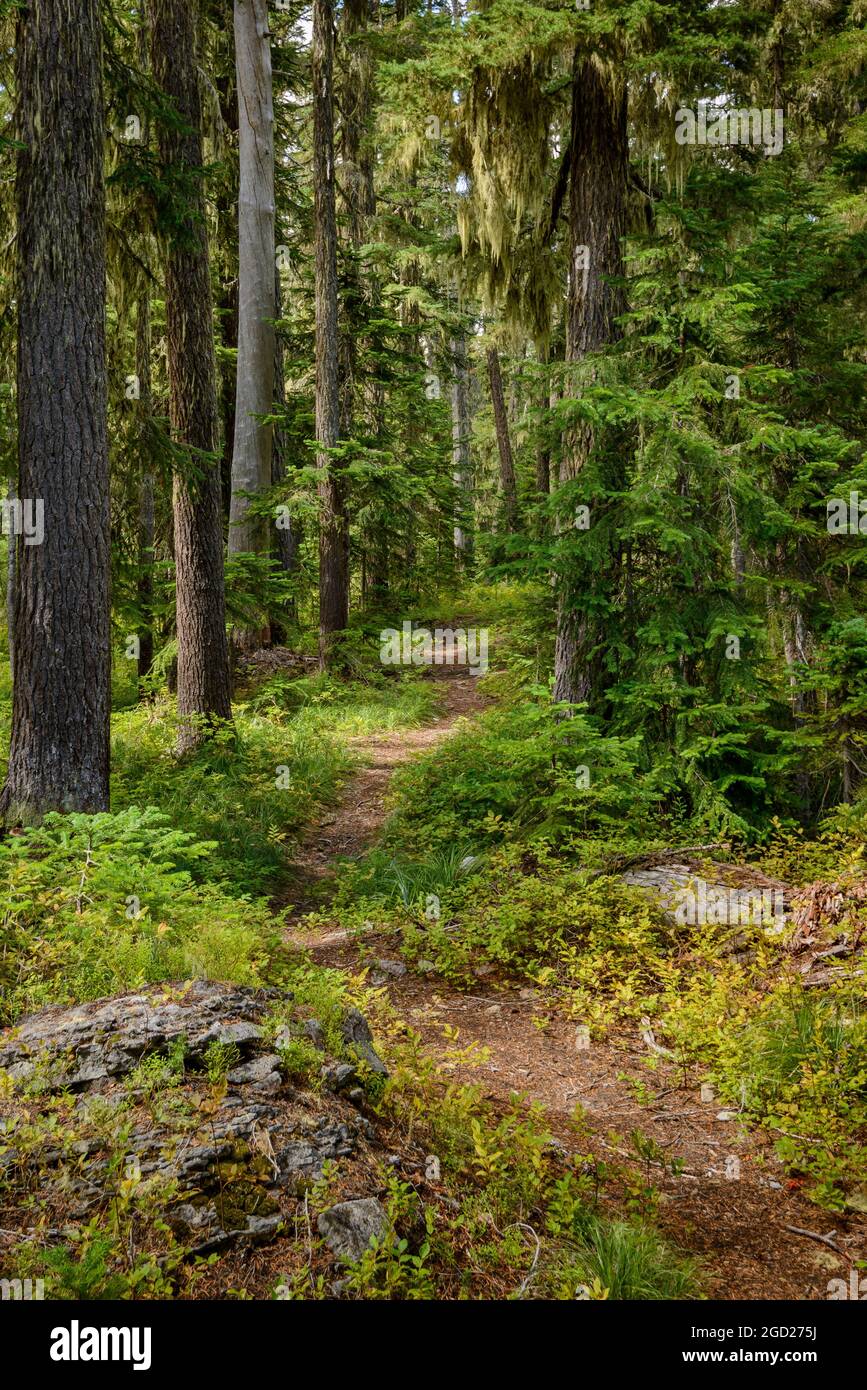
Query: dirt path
xmin=282 ymin=666 xmax=488 ymax=928
xmin=285 ymin=666 xmax=866 ymax=1301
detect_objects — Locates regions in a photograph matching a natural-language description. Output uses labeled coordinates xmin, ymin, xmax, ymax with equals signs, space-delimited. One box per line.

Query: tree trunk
xmin=313 ymin=0 xmax=348 ymax=667
xmin=486 ymin=345 xmax=519 ymax=533
xmin=135 ymin=19 xmax=155 ymax=692
xmin=6 ymin=478 xmax=16 ymax=686
xmin=0 ymin=0 xmax=111 ymax=823
xmin=149 ymin=0 xmax=233 ymax=750
xmin=336 ymin=0 xmax=376 ymax=598
xmin=552 ymin=54 xmax=628 ymax=708
xmin=228 ymin=0 xmax=276 ymax=651
xmin=136 ymin=292 xmax=155 ymax=688
xmin=451 ymin=333 xmax=473 ymax=565
xmin=534 ymin=345 xmax=552 ymax=513
xmin=271 ymin=267 xmax=300 ymax=582
xmin=213 ymin=52 xmax=239 ymax=522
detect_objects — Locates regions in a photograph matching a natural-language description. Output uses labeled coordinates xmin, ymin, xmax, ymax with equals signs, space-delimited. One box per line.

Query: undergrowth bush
xmin=109 ymin=702 xmax=352 ymax=896
xmin=246 ymin=670 xmax=438 ymax=736
xmin=0 ymin=808 xmax=275 ymax=1022
xmin=710 ymin=987 xmax=867 ymax=1209
xmin=378 ymin=701 xmax=673 ymax=858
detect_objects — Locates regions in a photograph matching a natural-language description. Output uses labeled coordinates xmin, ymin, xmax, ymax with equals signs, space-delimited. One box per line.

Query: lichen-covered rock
xmin=302 ymin=1019 xmax=326 ymax=1050
xmin=370 ymin=959 xmax=407 ymax=986
xmin=620 ymin=862 xmax=789 ymax=938
xmin=0 ymin=980 xmax=269 ymax=1090
xmin=340 ymin=1008 xmax=388 ymax=1077
xmin=317 ymin=1197 xmax=391 ymax=1264
xmin=0 ymin=981 xmax=373 ymax=1256
xmin=321 ymin=1061 xmax=357 ymax=1093
xmin=227 ymin=1054 xmax=283 ymax=1089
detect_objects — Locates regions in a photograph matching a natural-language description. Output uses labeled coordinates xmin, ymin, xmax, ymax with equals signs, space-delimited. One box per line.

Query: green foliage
xmin=336 ymin=842 xmax=481 ymax=910
xmin=203 ymin=1040 xmax=241 ymax=1085
xmin=377 ymin=698 xmax=672 ymax=858
xmin=0 ymin=807 xmax=274 ymax=1022
xmin=275 ymin=1035 xmax=322 ymax=1086
xmin=109 ymin=699 xmax=354 ymax=897
xmin=397 ymin=842 xmax=671 ymax=997
xmin=247 ymin=669 xmax=439 ymax=737
xmin=712 ymin=989 xmax=867 ymax=1209
xmin=40 ymin=1230 xmax=136 ymax=1302
xmin=563 ymin=1215 xmax=699 ymax=1302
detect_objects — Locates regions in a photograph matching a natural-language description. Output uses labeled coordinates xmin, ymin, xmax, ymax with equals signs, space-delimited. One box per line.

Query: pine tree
xmin=1 ymin=0 xmax=110 ymax=822
xmin=149 ymin=0 xmax=233 ymax=750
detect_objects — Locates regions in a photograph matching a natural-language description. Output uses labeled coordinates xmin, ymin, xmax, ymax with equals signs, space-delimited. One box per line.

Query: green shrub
xmin=712 ymin=988 xmax=867 ymax=1207
xmin=336 ymin=843 xmax=481 ymax=909
xmin=248 ymin=670 xmax=438 ymax=736
xmin=0 ymin=807 xmax=274 ymax=1022
xmin=377 ymin=699 xmax=672 ymax=859
xmin=110 ymin=701 xmax=353 ymax=897
xmin=397 ymin=841 xmax=672 ymax=996
xmin=276 ymin=1036 xmax=322 ymax=1085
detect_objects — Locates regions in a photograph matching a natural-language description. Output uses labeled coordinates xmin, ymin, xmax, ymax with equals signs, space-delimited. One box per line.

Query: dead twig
xmin=640 ymin=1017 xmax=677 ymax=1060
xmin=784 ymin=1225 xmax=847 ymax=1259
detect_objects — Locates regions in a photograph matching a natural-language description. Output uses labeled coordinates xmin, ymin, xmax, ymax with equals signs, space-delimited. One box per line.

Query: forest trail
xmin=282 ymin=664 xmax=489 ymax=932
xmin=283 ymin=663 xmax=867 ymax=1301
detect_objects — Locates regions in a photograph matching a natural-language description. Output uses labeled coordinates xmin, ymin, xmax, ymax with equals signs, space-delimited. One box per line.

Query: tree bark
xmin=228 ymin=0 xmax=276 ymax=652
xmin=534 ymin=345 xmax=552 ymax=512
xmin=486 ymin=345 xmax=519 ymax=533
xmin=451 ymin=333 xmax=473 ymax=565
xmin=149 ymin=0 xmax=233 ymax=750
xmin=0 ymin=0 xmax=111 ymax=823
xmin=136 ymin=291 xmax=155 ymax=688
xmin=552 ymin=55 xmax=628 ymax=708
xmin=313 ymin=0 xmax=348 ymax=667
xmin=271 ymin=267 xmax=300 ymax=583
xmin=6 ymin=478 xmax=16 ymax=686
xmin=135 ymin=18 xmax=155 ymax=692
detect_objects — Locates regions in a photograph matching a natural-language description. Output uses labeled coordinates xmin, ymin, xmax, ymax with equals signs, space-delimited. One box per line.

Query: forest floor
xmin=282 ymin=663 xmax=867 ymax=1301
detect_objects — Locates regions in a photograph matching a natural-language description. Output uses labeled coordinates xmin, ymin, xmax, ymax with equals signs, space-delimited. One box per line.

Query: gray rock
xmin=317 ymin=1197 xmax=391 ymax=1264
xmin=370 ymin=959 xmax=407 ymax=985
xmin=0 ymin=982 xmax=364 ymax=1255
xmin=340 ymin=1009 xmax=388 ymax=1077
xmin=302 ymin=1019 xmax=326 ymax=1050
xmin=321 ymin=1062 xmax=357 ymax=1093
xmin=0 ymin=981 xmax=268 ymax=1090
xmin=240 ymin=1214 xmax=283 ymax=1244
xmin=620 ymin=863 xmax=789 ymax=933
xmin=276 ymin=1122 xmax=356 ymax=1184
xmin=200 ymin=1020 xmax=263 ymax=1049
xmin=167 ymin=1202 xmax=221 ymax=1238
xmin=227 ymin=1054 xmax=283 ymax=1087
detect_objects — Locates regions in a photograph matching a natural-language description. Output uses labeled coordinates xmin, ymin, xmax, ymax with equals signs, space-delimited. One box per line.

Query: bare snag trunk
xmin=136 ymin=292 xmax=155 ymax=689
xmin=229 ymin=0 xmax=276 ymax=650
xmin=313 ymin=0 xmax=348 ymax=668
xmin=271 ymin=268 xmax=300 ymax=588
xmin=0 ymin=0 xmax=111 ymax=823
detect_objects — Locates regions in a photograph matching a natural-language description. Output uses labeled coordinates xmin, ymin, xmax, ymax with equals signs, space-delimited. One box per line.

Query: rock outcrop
xmin=0 ymin=980 xmax=387 ymax=1259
